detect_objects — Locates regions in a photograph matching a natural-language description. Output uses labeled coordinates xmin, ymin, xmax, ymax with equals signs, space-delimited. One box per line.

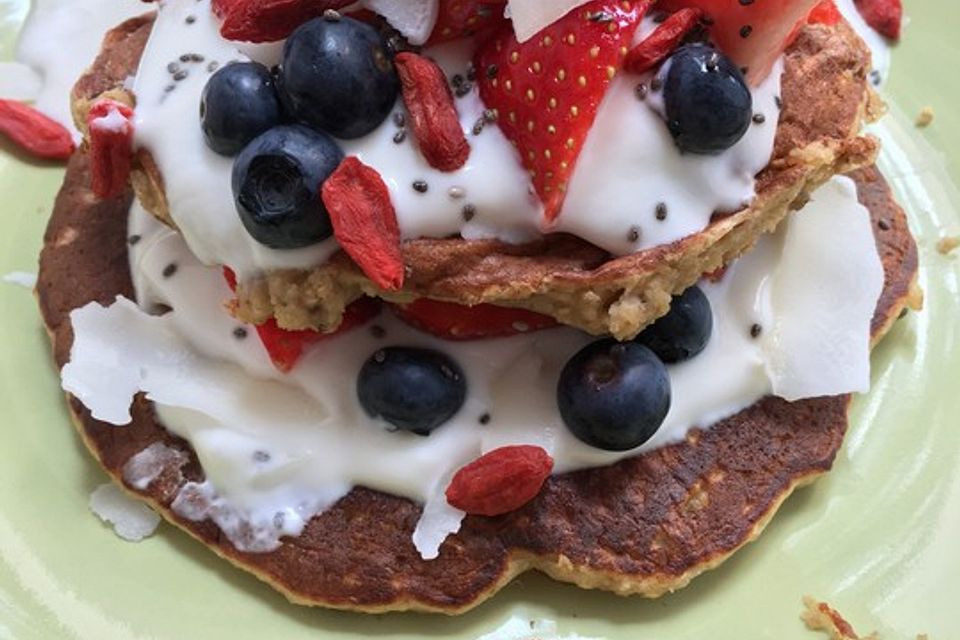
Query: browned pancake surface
xmin=37 ymin=154 xmax=919 ymax=613
xmin=71 ymin=16 xmax=881 ymax=339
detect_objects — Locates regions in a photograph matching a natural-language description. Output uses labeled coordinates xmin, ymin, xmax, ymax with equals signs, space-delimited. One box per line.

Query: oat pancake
xmin=37 ymin=158 xmax=920 ymax=614
xmin=71 ymin=15 xmax=881 ymax=340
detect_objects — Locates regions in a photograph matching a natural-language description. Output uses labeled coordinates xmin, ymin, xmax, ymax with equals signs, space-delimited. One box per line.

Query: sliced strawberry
xmin=223 ymin=267 xmax=380 ymax=372
xmin=213 ymin=0 xmax=355 ymax=43
xmin=624 ymin=7 xmax=703 ymax=74
xmin=658 ymin=0 xmax=823 ymax=85
xmin=853 ymin=0 xmax=902 ymax=40
xmin=807 ymin=0 xmax=843 ymax=26
xmin=427 ymin=0 xmax=508 ymax=45
xmin=475 ymin=0 xmax=646 ymax=222
xmin=391 ymin=299 xmax=558 ymax=341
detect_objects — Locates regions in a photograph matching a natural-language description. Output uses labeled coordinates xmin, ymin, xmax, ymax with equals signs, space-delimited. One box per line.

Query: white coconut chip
xmin=506 ymin=0 xmax=592 ymax=43
xmin=89 ymin=483 xmax=161 ymax=542
xmin=363 ymin=0 xmax=439 ymax=46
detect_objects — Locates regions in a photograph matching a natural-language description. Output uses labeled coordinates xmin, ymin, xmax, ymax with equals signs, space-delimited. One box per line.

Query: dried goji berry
xmin=853 ymin=0 xmax=901 ymax=39
xmin=322 ymin=157 xmax=405 ymax=291
xmin=391 ymin=299 xmax=557 ymax=340
xmin=0 ymin=99 xmax=75 ymax=161
xmin=807 ymin=0 xmax=843 ymax=26
xmin=395 ymin=52 xmax=470 ymax=172
xmin=87 ymin=99 xmax=135 ymax=200
xmin=446 ymin=445 xmax=553 ymax=517
xmin=624 ymin=7 xmax=703 ymax=75
xmin=214 ymin=0 xmax=354 ymax=43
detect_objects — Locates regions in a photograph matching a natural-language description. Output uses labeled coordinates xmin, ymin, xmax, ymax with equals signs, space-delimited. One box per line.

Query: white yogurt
xmin=62 ymin=177 xmax=883 ymax=559
xmin=132 ymin=0 xmax=782 ymax=279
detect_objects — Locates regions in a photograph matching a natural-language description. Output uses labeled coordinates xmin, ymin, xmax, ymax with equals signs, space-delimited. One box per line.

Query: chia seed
xmin=878 ymin=219 xmax=890 ymax=231
xmin=374 ymin=350 xmax=387 ymax=364
xmin=650 ymin=76 xmax=663 ymax=92
xmin=774 ymin=95 xmax=783 ymax=110
xmin=173 ymin=69 xmax=189 ymax=82
xmin=455 ymin=82 xmax=473 ymax=98
xmin=472 ymin=118 xmax=486 ymax=135
xmin=462 ymin=204 xmax=477 ymax=221
xmin=739 ymin=24 xmax=753 ymax=38
xmin=233 ymin=326 xmax=248 ymax=339
xmin=752 ymin=113 xmax=766 ymax=124
xmin=128 ymin=234 xmax=141 ymax=246
xmin=479 ymin=413 xmax=492 ymax=425
xmin=870 ymin=70 xmax=882 ymax=86
xmin=635 ymin=83 xmax=648 ymax=101
xmin=162 ymin=263 xmax=178 ymax=278
xmin=393 ymin=111 xmax=406 ymax=128
xmin=627 ymin=226 xmax=641 ymax=243
xmin=412 ymin=180 xmax=429 ymax=193
xmin=207 ymin=60 xmax=220 ymax=73
xmin=166 ymin=62 xmax=180 ymax=74
xmin=750 ymin=323 xmax=763 ymax=339
xmin=393 ymin=128 xmax=407 ymax=144
xmin=655 ymin=202 xmax=668 ymax=221
xmin=185 ymin=15 xmax=196 ymax=24
xmin=253 ymin=450 xmax=270 ymax=463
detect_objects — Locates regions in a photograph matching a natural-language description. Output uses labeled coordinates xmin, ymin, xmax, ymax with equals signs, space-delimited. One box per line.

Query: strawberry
xmin=212 ymin=0 xmax=354 ymax=43
xmin=391 ymin=299 xmax=558 ymax=340
xmin=658 ymin=0 xmax=823 ymax=85
xmin=0 ymin=99 xmax=75 ymax=161
xmin=807 ymin=0 xmax=843 ymax=26
xmin=853 ymin=0 xmax=902 ymax=40
xmin=624 ymin=7 xmax=704 ymax=74
xmin=475 ymin=0 xmax=646 ymax=222
xmin=427 ymin=0 xmax=508 ymax=45
xmin=223 ymin=267 xmax=381 ymax=372
xmin=446 ymin=445 xmax=553 ymax=516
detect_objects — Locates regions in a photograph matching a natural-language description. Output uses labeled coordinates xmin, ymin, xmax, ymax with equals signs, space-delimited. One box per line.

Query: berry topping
xmin=391 ymin=299 xmax=558 ymax=340
xmin=557 ymin=340 xmax=671 ymax=451
xmin=322 ymin=157 xmax=405 ymax=291
xmin=279 ymin=16 xmax=399 ymax=139
xmin=428 ymin=0 xmax=508 ymax=45
xmin=636 ymin=285 xmax=713 ymax=363
xmin=87 ymin=99 xmax=135 ymax=200
xmin=201 ymin=62 xmax=283 ymax=156
xmin=395 ymin=52 xmax=471 ymax=172
xmin=357 ymin=347 xmax=467 ymax=435
xmin=624 ymin=7 xmax=704 ymax=75
xmin=806 ymin=1 xmax=843 ymax=26
xmin=446 ymin=445 xmax=553 ymax=516
xmin=475 ymin=0 xmax=645 ymax=222
xmin=232 ymin=124 xmax=343 ymax=249
xmin=659 ymin=0 xmax=822 ymax=84
xmin=0 ymin=99 xmax=75 ymax=161
xmin=661 ymin=43 xmax=752 ymax=154
xmin=212 ymin=0 xmax=354 ymax=43
xmin=853 ymin=0 xmax=902 ymax=40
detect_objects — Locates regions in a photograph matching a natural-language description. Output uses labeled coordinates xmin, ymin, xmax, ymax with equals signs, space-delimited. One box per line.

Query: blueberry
xmin=280 ymin=16 xmax=399 ymax=139
xmin=636 ymin=285 xmax=713 ymax=363
xmin=662 ymin=44 xmax=752 ymax=154
xmin=232 ymin=125 xmax=343 ymax=249
xmin=557 ymin=341 xmax=671 ymax=452
xmin=358 ymin=347 xmax=467 ymax=436
xmin=201 ymin=62 xmax=282 ymax=156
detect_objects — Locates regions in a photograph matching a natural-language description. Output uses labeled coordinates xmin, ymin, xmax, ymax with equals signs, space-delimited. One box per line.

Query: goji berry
xmin=214 ymin=0 xmax=354 ymax=43
xmin=395 ymin=52 xmax=470 ymax=172
xmin=322 ymin=157 xmax=405 ymax=291
xmin=807 ymin=0 xmax=843 ymax=26
xmin=446 ymin=446 xmax=553 ymax=517
xmin=0 ymin=99 xmax=74 ymax=161
xmin=87 ymin=99 xmax=134 ymax=200
xmin=853 ymin=0 xmax=901 ymax=39
xmin=391 ymin=299 xmax=557 ymax=340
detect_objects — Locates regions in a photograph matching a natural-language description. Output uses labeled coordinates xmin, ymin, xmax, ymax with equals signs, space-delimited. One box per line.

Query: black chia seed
xmin=627 ymin=226 xmax=641 ymax=243
xmin=650 ymin=76 xmax=663 ymax=92
xmin=393 ymin=128 xmax=407 ymax=144
xmin=393 ymin=111 xmax=406 ymax=127
xmin=412 ymin=180 xmax=429 ymax=193
xmin=128 ymin=234 xmax=141 ymax=246
xmin=752 ymin=113 xmax=766 ymax=124
xmin=479 ymin=413 xmax=492 ymax=425
xmin=739 ymin=25 xmax=753 ymax=38
xmin=233 ymin=326 xmax=248 ymax=339
xmin=462 ymin=204 xmax=477 ymax=221
xmin=162 ymin=263 xmax=178 ymax=278
xmin=635 ymin=83 xmax=648 ymax=101
xmin=878 ymin=219 xmax=890 ymax=231
xmin=750 ymin=323 xmax=763 ymax=339
xmin=253 ymin=450 xmax=270 ymax=463
xmin=655 ymin=202 xmax=668 ymax=221
xmin=173 ymin=69 xmax=189 ymax=82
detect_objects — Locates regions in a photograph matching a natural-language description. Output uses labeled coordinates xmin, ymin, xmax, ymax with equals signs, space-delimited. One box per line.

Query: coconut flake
xmin=507 ymin=0 xmax=591 ymax=43
xmin=363 ymin=0 xmax=439 ymax=46
xmin=762 ymin=177 xmax=884 ymax=401
xmin=412 ymin=486 xmax=465 ymax=560
xmin=89 ymin=483 xmax=161 ymax=542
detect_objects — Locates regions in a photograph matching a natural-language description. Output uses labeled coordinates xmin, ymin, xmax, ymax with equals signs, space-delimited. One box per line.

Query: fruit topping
xmin=395 ymin=52 xmax=471 ymax=172
xmin=322 ymin=157 xmax=405 ymax=291
xmin=853 ymin=0 xmax=902 ymax=40
xmin=0 ymin=99 xmax=75 ymax=162
xmin=87 ymin=99 xmax=135 ymax=200
xmin=201 ymin=62 xmax=283 ymax=157
xmin=446 ymin=445 xmax=553 ymax=516
xmin=475 ymin=0 xmax=645 ymax=222
xmin=232 ymin=124 xmax=343 ymax=249
xmin=279 ymin=15 xmax=399 ymax=139
xmin=357 ymin=347 xmax=467 ymax=435
xmin=624 ymin=7 xmax=704 ymax=75
xmin=224 ymin=268 xmax=381 ymax=372
xmin=636 ymin=285 xmax=713 ymax=363
xmin=660 ymin=43 xmax=752 ymax=154
xmin=364 ymin=0 xmax=440 ymax=46
xmin=212 ymin=0 xmax=354 ymax=43
xmin=806 ymin=1 xmax=843 ymax=26
xmin=428 ymin=0 xmax=508 ymax=45
xmin=557 ymin=340 xmax=670 ymax=451
xmin=659 ymin=0 xmax=822 ymax=85
xmin=391 ymin=299 xmax=558 ymax=340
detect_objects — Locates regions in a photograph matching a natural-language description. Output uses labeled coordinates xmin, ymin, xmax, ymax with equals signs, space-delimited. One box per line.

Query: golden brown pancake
xmin=71 ymin=15 xmax=881 ymax=340
xmin=37 ymin=157 xmax=920 ymax=614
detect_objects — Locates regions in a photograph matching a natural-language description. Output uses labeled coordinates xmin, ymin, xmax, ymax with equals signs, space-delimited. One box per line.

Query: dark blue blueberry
xmin=280 ymin=16 xmax=399 ymax=139
xmin=358 ymin=347 xmax=467 ymax=436
xmin=200 ymin=62 xmax=282 ymax=156
xmin=232 ymin=125 xmax=343 ymax=249
xmin=662 ymin=44 xmax=752 ymax=154
xmin=636 ymin=285 xmax=713 ymax=363
xmin=557 ymin=340 xmax=671 ymax=452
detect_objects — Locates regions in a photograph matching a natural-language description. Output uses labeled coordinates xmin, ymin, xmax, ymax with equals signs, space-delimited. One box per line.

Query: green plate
xmin=1 ymin=2 xmax=958 ymax=638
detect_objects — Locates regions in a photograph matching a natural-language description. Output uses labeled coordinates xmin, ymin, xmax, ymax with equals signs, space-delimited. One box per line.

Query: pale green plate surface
xmin=0 ymin=2 xmax=958 ymax=638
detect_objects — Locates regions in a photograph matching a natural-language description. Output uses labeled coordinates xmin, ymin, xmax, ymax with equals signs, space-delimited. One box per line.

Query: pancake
xmin=70 ymin=15 xmax=882 ymax=340
xmin=36 ymin=159 xmax=920 ymax=614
